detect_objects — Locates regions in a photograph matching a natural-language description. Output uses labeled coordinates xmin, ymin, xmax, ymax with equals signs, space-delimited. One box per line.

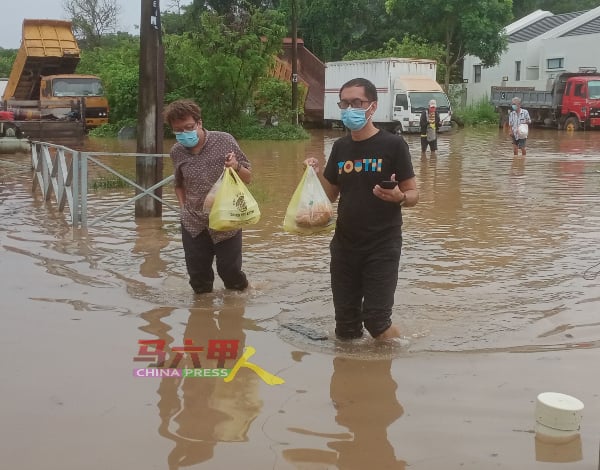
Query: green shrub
xmin=453 ymin=98 xmax=499 ymax=126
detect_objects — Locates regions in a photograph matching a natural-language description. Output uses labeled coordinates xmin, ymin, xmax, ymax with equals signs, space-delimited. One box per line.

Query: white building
xmin=463 ymin=6 xmax=600 ymax=105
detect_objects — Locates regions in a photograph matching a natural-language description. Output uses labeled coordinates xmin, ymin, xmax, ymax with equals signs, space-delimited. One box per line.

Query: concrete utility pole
xmin=135 ymin=0 xmax=165 ymax=217
xmin=291 ymin=0 xmax=299 ymax=125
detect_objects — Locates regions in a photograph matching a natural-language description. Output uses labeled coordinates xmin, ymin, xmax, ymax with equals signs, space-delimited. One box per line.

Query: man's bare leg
xmin=375 ymin=324 xmax=402 ymax=340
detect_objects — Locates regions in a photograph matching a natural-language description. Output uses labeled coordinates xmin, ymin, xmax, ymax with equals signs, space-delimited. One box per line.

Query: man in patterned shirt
xmin=508 ymin=96 xmax=531 ymax=156
xmin=163 ymin=99 xmax=252 ymax=294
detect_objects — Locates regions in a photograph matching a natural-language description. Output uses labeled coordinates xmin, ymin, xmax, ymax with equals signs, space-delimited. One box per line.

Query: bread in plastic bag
xmin=283 ymin=165 xmax=335 ymax=235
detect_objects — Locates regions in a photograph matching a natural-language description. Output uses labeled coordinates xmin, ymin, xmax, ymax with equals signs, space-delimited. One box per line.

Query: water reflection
xmin=133 ymin=218 xmax=170 ymax=278
xmin=510 ymin=156 xmax=526 ymax=177
xmin=138 ymin=297 xmax=263 ymax=470
xmin=284 ymin=357 xmax=406 ymax=469
xmin=1 ymin=128 xmax=600 ymax=354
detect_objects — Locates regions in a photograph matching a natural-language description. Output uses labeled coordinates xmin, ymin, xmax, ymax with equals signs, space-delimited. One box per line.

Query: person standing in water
xmin=508 ymin=96 xmax=531 ymax=156
xmin=305 ymin=78 xmax=419 ymax=341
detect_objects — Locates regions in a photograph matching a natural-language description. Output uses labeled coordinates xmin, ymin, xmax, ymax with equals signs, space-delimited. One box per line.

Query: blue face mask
xmin=341 ymin=104 xmax=372 ymax=131
xmin=511 ymin=104 xmax=517 ymax=111
xmin=176 ymin=129 xmax=200 ymax=148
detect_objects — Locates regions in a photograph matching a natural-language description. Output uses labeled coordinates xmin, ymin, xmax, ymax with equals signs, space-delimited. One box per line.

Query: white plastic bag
xmin=202 ymin=171 xmax=224 ymax=214
xmin=283 ymin=165 xmax=335 ymax=235
xmin=426 ymin=126 xmax=436 ymax=142
xmin=518 ymin=123 xmax=529 ymax=139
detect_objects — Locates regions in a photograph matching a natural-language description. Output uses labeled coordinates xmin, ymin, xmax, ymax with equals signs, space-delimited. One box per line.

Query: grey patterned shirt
xmin=170 ymin=129 xmax=251 ymax=242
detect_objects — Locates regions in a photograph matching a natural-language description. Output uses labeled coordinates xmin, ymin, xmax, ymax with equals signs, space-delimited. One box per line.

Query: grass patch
xmin=91 ymin=174 xmax=133 ymax=190
xmin=226 ymin=121 xmax=310 ymax=141
xmin=93 ymin=116 xmax=310 ymax=141
xmin=453 ymin=98 xmax=499 ymax=127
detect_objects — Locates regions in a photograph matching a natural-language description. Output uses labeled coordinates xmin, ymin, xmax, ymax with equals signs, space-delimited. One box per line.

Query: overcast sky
xmin=0 ymin=0 xmax=191 ymax=49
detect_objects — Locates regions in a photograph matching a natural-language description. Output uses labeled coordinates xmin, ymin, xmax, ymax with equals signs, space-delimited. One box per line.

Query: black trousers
xmin=420 ymin=136 xmax=438 ymax=152
xmin=181 ymin=227 xmax=248 ymax=293
xmin=330 ymin=234 xmax=402 ymax=339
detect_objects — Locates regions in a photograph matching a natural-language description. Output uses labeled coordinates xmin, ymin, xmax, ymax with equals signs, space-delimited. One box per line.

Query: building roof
xmin=561 ymin=14 xmax=600 ymax=36
xmin=508 ymin=10 xmax=587 ymax=43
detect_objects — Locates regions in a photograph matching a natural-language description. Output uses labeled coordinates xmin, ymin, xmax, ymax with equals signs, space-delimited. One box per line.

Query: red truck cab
xmin=559 ymin=75 xmax=600 ymax=130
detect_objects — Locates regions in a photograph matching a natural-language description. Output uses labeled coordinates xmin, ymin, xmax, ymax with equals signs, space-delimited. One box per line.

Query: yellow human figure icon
xmin=224 ymin=346 xmax=285 ymax=385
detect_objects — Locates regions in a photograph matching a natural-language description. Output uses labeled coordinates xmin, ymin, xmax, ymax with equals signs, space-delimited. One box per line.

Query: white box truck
xmin=324 ymin=58 xmax=452 ymax=134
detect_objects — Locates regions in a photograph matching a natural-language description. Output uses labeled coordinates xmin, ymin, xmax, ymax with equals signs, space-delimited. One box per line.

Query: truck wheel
xmin=564 ymin=116 xmax=580 ymax=131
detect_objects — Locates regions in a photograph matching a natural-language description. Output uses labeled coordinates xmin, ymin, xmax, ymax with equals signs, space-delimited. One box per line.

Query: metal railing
xmin=30 ymin=141 xmax=174 ymax=228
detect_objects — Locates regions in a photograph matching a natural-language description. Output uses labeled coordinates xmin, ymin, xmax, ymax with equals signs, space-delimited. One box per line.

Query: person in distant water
xmin=163 ymin=99 xmax=252 ymax=294
xmin=419 ymin=99 xmax=441 ymax=158
xmin=508 ymin=96 xmax=531 ymax=156
xmin=304 ymin=77 xmax=419 ymax=341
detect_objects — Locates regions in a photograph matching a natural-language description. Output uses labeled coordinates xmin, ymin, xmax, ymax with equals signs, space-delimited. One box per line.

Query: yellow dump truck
xmin=1 ymin=19 xmax=109 ymax=133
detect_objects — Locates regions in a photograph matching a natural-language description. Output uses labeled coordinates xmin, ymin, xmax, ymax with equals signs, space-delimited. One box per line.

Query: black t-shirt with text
xmin=323 ymin=130 xmax=415 ymax=251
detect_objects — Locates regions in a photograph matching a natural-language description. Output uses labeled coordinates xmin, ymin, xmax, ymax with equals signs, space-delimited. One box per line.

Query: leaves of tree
xmin=385 ymin=0 xmax=513 ymax=90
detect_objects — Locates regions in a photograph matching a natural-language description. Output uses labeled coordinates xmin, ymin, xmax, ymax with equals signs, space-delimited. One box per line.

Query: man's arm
xmin=303 ymin=157 xmax=340 ymax=202
xmin=175 ymin=186 xmax=185 ymax=208
xmin=373 ymin=175 xmax=419 ymax=208
xmin=398 ymin=177 xmax=418 ymax=208
xmin=321 ymin=176 xmax=340 ymax=203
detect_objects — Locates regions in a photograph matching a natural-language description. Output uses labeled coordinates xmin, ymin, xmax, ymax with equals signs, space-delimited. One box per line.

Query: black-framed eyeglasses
xmin=337 ymin=99 xmax=371 ymax=109
xmin=172 ymin=122 xmax=198 ymax=134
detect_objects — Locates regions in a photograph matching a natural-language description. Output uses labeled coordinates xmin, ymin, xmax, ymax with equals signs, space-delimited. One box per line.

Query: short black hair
xmin=340 ymin=78 xmax=378 ymax=102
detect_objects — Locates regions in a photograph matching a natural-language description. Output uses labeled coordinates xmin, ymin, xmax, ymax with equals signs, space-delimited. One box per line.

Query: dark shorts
xmin=512 ymin=136 xmax=527 ymax=149
xmin=421 ymin=136 xmax=437 ymax=152
xmin=330 ymin=234 xmax=402 ymax=339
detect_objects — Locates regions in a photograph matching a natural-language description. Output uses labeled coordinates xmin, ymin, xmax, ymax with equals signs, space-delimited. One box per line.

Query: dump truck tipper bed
xmin=1 ymin=19 xmax=108 ymax=132
xmin=3 ymin=19 xmax=81 ymax=102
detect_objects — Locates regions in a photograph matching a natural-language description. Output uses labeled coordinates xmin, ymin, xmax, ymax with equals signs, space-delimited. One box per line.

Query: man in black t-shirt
xmin=305 ymin=78 xmax=419 ymax=341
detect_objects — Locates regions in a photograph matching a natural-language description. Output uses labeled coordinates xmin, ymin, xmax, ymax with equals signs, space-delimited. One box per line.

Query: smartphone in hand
xmin=379 ymin=180 xmax=398 ymax=189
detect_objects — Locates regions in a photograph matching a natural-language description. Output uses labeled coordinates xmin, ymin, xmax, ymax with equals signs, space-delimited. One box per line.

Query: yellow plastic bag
xmin=209 ymin=167 xmax=261 ymax=231
xmin=283 ymin=165 xmax=335 ymax=235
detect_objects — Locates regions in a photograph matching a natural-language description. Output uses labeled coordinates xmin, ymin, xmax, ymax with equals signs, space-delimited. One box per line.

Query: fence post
xmin=72 ymin=150 xmax=80 ymax=228
xmin=81 ymin=152 xmax=88 ymax=228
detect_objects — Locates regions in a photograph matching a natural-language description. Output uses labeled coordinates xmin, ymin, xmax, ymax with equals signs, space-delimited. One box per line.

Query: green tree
xmin=0 ymin=49 xmax=17 ymax=77
xmin=163 ymin=8 xmax=287 ymax=127
xmin=62 ymin=0 xmax=119 ymax=48
xmin=513 ymin=0 xmax=600 ymax=18
xmin=343 ymin=36 xmax=447 ymax=82
xmin=253 ymin=76 xmax=306 ymax=124
xmin=76 ymin=35 xmax=140 ymax=124
xmin=280 ymin=0 xmax=402 ymax=62
xmin=385 ymin=0 xmax=513 ymax=90
xmin=512 ymin=0 xmax=539 ymax=19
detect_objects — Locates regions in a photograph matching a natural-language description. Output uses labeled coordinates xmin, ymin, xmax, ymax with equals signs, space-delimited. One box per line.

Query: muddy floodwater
xmin=1 ymin=126 xmax=600 ymax=469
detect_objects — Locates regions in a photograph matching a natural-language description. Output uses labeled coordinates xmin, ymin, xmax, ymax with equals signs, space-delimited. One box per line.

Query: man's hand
xmin=373 ymin=174 xmax=405 ymax=204
xmin=224 ymin=151 xmax=240 ymax=170
xmin=303 ymin=157 xmax=320 ymax=173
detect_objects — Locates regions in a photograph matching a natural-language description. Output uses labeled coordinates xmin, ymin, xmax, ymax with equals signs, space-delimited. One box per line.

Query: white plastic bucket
xmin=535 ymin=392 xmax=584 ymax=432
